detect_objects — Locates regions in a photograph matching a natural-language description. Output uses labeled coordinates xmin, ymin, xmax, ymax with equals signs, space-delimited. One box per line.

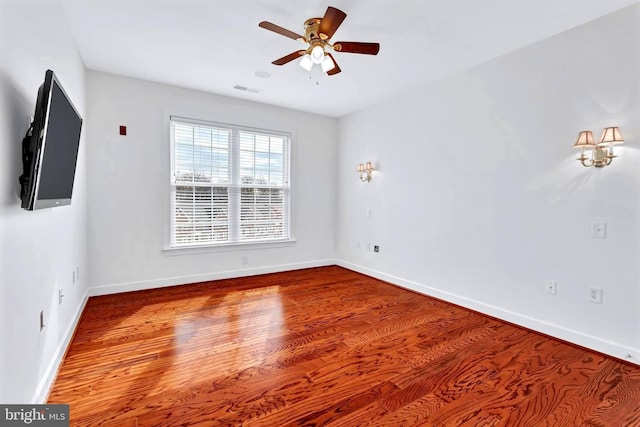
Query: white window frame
xmin=168 ymin=116 xmax=292 ymax=249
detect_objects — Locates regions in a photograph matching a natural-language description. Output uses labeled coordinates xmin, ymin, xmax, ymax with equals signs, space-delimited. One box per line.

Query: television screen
xmin=20 ymin=70 xmax=83 ymax=210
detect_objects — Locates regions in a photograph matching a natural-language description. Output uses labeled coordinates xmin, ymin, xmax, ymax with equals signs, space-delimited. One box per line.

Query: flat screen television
xmin=19 ymin=69 xmax=83 ymax=210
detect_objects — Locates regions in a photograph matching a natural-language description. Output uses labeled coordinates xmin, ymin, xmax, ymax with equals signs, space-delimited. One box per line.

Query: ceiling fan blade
xmin=333 ymin=41 xmax=380 ymax=55
xmin=319 ymin=7 xmax=347 ymax=40
xmin=272 ymin=50 xmax=306 ymax=66
xmin=326 ymin=53 xmax=341 ymax=76
xmin=259 ymin=21 xmax=304 ymax=41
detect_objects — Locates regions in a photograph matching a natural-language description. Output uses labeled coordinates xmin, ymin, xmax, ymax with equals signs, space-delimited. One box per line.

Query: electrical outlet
xmin=545 ymin=280 xmax=556 ymax=295
xmin=373 ymin=245 xmax=380 ymax=253
xmin=589 ymin=287 xmax=603 ymax=304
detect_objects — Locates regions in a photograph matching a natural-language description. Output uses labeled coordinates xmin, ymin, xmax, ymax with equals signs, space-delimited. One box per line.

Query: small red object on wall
xmin=119 ymin=125 xmax=127 ymax=136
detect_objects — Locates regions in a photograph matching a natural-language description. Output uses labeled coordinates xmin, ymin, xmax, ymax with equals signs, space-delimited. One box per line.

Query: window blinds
xmin=170 ymin=118 xmax=290 ymax=247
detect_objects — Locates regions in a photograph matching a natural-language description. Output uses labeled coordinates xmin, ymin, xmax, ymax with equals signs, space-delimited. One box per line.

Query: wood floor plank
xmin=48 ymin=266 xmax=640 ymax=426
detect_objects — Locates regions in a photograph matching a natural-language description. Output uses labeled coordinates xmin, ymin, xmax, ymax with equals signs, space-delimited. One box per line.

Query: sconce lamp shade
xmin=572 ymin=126 xmax=625 ymax=168
xmin=598 ymin=127 xmax=624 ymax=146
xmin=573 ymin=130 xmax=596 ymax=149
xmin=357 ymin=162 xmax=374 ymax=182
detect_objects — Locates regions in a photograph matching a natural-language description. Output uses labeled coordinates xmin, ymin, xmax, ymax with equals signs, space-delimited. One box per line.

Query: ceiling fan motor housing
xmin=304 ymin=18 xmax=324 ymax=41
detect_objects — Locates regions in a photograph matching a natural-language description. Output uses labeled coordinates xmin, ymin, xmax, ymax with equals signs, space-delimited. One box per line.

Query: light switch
xmin=592 ymin=222 xmax=606 ymax=239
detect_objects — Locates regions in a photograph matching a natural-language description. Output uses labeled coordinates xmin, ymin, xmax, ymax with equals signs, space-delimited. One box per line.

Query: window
xmin=170 ymin=117 xmax=291 ymax=248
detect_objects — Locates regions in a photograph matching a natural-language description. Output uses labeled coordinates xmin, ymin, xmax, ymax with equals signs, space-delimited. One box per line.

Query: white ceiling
xmin=59 ymin=0 xmax=637 ymax=118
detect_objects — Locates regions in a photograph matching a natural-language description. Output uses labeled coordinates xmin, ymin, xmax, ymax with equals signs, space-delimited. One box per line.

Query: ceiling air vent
xmin=234 ymin=85 xmax=260 ymax=94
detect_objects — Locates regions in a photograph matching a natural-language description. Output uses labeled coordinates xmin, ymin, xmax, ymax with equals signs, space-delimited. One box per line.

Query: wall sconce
xmin=573 ymin=127 xmax=624 ymax=168
xmin=357 ymin=162 xmax=374 ymax=182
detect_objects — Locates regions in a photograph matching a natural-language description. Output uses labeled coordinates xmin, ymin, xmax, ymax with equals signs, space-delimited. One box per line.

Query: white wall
xmin=336 ymin=4 xmax=640 ymax=363
xmin=0 ymin=0 xmax=88 ymax=402
xmin=86 ymin=72 xmax=337 ymax=294
xmin=1 ymin=0 xmax=636 ymax=405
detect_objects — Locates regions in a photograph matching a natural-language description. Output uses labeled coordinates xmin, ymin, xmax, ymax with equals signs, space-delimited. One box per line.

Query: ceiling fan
xmin=259 ymin=6 xmax=380 ymax=76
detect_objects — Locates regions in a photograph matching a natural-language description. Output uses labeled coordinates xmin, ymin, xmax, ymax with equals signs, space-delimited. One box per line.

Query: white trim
xmin=168 ymin=117 xmax=292 ymax=248
xmin=169 ymin=115 xmax=291 ymax=139
xmin=162 ymin=239 xmax=296 ymax=256
xmin=161 ymin=110 xmax=299 ymax=251
xmin=32 ymin=289 xmax=90 ymax=403
xmin=336 ymin=260 xmax=640 ymax=366
xmin=88 ymin=259 xmax=336 ymax=296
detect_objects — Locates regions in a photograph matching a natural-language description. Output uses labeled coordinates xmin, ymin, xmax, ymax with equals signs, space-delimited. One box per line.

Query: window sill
xmin=162 ymin=239 xmax=296 ymax=256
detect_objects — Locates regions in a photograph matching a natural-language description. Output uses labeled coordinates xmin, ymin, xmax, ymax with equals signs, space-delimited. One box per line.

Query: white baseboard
xmin=33 ymin=289 xmax=90 ymax=403
xmin=337 ymin=260 xmax=640 ymax=366
xmin=89 ymin=259 xmax=336 ymax=296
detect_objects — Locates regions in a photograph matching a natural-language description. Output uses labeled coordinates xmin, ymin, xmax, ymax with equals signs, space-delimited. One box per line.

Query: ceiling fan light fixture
xmin=321 ymin=54 xmax=335 ymax=72
xmin=299 ymin=54 xmax=313 ymax=71
xmin=310 ymin=45 xmax=325 ymax=64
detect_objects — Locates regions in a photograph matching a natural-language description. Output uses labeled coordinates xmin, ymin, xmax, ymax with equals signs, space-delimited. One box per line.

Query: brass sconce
xmin=357 ymin=162 xmax=374 ymax=182
xmin=573 ymin=127 xmax=624 ymax=168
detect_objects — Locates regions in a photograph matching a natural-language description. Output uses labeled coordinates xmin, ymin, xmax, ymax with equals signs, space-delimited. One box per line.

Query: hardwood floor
xmin=48 ymin=266 xmax=640 ymax=426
